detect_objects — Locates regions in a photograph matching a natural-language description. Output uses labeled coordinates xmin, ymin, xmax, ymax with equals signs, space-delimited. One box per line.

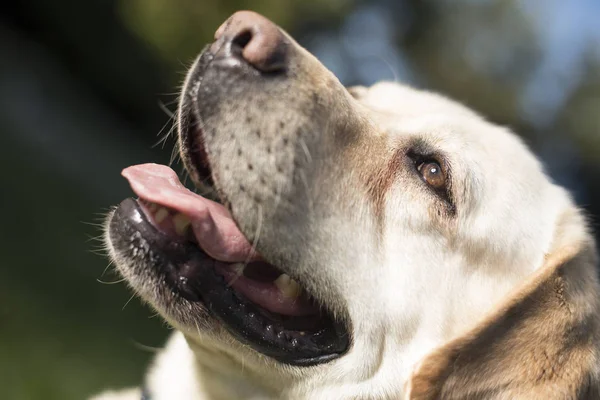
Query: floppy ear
xmin=406 ymin=207 xmax=600 ymax=400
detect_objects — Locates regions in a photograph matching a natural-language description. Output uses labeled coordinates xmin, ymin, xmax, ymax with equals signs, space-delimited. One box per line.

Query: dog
xmin=98 ymin=10 xmax=600 ymax=400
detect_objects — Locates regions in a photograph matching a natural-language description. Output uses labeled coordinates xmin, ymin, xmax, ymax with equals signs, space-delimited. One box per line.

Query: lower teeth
xmin=274 ymin=274 xmax=302 ymax=298
xmin=173 ymin=213 xmax=191 ymax=236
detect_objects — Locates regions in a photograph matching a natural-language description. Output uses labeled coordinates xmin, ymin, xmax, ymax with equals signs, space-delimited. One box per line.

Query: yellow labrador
xmin=98 ymin=11 xmax=600 ymax=400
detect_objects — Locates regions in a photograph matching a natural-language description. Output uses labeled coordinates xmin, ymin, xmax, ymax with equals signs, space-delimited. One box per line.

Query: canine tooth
xmin=173 ymin=213 xmax=191 ymax=236
xmin=155 ymin=207 xmax=169 ymax=224
xmin=274 ymin=274 xmax=302 ymax=298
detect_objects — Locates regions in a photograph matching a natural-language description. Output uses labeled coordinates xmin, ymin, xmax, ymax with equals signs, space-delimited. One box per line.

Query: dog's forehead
xmin=357 ymin=82 xmax=538 ymax=169
xmin=359 ymin=81 xmax=480 ymax=120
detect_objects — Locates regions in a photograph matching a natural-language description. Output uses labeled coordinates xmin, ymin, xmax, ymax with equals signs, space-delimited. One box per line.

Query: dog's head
xmin=105 ymin=11 xmax=600 ymax=399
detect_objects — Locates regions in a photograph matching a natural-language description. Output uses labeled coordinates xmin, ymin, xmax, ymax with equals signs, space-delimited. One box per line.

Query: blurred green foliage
xmin=119 ymin=0 xmax=351 ymax=69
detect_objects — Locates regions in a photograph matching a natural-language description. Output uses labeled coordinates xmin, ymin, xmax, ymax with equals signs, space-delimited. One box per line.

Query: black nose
xmin=212 ymin=11 xmax=288 ymax=73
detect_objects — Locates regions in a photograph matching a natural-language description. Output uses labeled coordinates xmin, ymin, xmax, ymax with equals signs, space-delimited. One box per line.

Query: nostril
xmin=232 ymin=30 xmax=253 ymax=50
xmin=215 ymin=11 xmax=288 ymax=73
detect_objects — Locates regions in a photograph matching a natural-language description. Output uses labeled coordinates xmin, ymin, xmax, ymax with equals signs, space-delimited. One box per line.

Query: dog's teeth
xmin=155 ymin=207 xmax=169 ymax=224
xmin=173 ymin=213 xmax=191 ymax=236
xmin=146 ymin=202 xmax=159 ymax=213
xmin=274 ymin=274 xmax=302 ymax=298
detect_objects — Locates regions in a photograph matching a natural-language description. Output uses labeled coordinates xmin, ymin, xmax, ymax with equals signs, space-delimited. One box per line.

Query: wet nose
xmin=213 ymin=11 xmax=288 ymax=73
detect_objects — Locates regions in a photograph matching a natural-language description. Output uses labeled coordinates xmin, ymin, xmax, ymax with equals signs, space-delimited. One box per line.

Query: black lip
xmin=180 ymin=49 xmax=215 ymax=190
xmin=178 ymin=44 xmax=279 ymax=189
xmin=110 ymin=198 xmax=349 ymax=366
xmin=177 ymin=46 xmax=213 ymax=191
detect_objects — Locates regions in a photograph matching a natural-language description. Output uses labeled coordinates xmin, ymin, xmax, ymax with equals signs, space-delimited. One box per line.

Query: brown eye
xmin=418 ymin=161 xmax=446 ymax=189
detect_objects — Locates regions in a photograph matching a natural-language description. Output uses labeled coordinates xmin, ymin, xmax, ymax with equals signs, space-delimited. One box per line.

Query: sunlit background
xmin=1 ymin=1 xmax=599 ymax=398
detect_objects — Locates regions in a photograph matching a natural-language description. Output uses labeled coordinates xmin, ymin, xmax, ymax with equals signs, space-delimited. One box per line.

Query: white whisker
xmin=299 ymin=137 xmax=313 ymax=165
xmin=157 ymin=100 xmax=176 ymax=120
xmin=248 ymin=204 xmax=263 ymax=263
xmin=227 ymin=207 xmax=262 ymax=287
xmin=122 ymin=293 xmax=137 ymax=310
xmin=153 ymin=121 xmax=177 ymax=150
xmin=169 ymin=143 xmax=181 ymax=167
xmin=131 ymin=341 xmax=162 ymax=353
xmin=226 ymin=263 xmax=246 ymax=287
xmin=96 ymin=277 xmax=126 ymax=285
xmin=100 ymin=259 xmax=115 ymax=277
xmin=375 ymin=54 xmax=400 ymax=83
xmin=299 ymin=170 xmax=314 ymax=215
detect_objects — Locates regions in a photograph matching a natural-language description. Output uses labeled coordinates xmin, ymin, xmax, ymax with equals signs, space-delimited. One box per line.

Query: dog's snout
xmin=214 ymin=11 xmax=288 ymax=73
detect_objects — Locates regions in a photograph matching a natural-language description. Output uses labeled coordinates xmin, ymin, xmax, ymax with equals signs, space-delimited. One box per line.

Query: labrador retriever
xmin=98 ymin=11 xmax=600 ymax=400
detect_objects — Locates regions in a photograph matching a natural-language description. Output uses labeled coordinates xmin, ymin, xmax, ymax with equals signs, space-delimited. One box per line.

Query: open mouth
xmin=109 ymin=98 xmax=349 ymax=365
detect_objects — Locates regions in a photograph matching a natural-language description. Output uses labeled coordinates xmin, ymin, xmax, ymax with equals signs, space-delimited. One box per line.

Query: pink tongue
xmin=122 ymin=163 xmax=256 ymax=263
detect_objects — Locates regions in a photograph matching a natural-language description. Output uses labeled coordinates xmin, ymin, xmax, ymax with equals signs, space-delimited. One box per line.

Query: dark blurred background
xmin=1 ymin=0 xmax=598 ymax=398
